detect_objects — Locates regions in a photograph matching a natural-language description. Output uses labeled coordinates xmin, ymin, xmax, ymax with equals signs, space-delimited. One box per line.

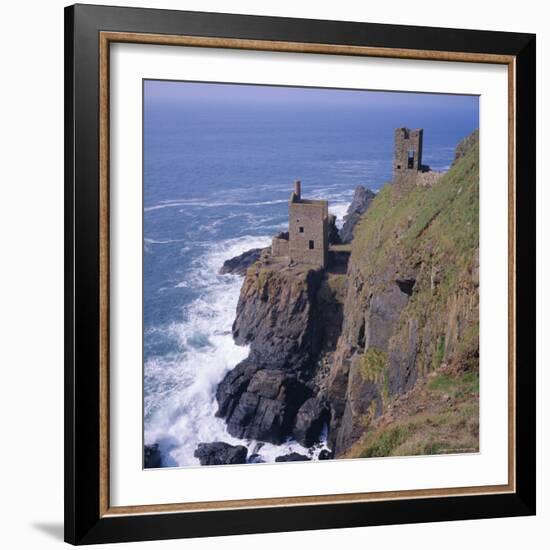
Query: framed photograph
xmin=64 ymin=4 xmax=536 ymax=545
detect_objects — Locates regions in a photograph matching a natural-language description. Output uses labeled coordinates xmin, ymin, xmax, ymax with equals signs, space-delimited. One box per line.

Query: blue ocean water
xmin=143 ymin=82 xmax=479 ymax=467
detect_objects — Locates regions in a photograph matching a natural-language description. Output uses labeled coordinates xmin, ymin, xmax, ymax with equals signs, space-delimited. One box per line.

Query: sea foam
xmin=144 ymin=234 xmax=329 ymax=467
xmin=329 ymin=202 xmax=351 ymax=229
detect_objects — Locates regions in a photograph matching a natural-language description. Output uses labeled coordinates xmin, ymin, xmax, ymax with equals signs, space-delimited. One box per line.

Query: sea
xmin=143 ymin=82 xmax=479 ymax=467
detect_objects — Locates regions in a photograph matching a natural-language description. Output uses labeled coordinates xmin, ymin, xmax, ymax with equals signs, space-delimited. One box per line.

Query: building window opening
xmin=308 ymin=240 xmax=314 ymax=250
xmin=407 ymin=149 xmax=415 ymax=169
xmin=299 ymin=227 xmax=304 ymax=233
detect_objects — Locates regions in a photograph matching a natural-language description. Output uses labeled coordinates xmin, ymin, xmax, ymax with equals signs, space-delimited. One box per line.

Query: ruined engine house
xmin=271 ymin=181 xmax=329 ymax=269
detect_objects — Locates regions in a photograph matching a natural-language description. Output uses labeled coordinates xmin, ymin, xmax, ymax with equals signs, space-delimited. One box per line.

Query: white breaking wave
xmin=144 ymin=238 xmax=190 ymax=255
xmin=144 ymin=237 xmax=188 ymax=244
xmin=144 ymin=234 xmax=330 ymax=467
xmin=329 ymin=202 xmax=350 ymax=229
xmin=144 ymin=198 xmax=287 ymax=212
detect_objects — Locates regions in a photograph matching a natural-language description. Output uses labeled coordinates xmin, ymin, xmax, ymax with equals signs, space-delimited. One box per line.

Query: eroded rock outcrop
xmin=194 ymin=442 xmax=248 ymax=465
xmin=231 ymin=265 xmax=325 ymax=372
xmin=292 ymin=397 xmax=330 ymax=447
xmin=324 ymin=131 xmax=480 ymax=454
xmin=275 ymin=452 xmax=311 ymax=462
xmin=216 ymin=262 xmax=337 ymax=444
xmin=219 ymin=247 xmax=267 ymax=276
xmin=217 ymin=366 xmax=311 ymax=443
xmin=339 ymin=186 xmax=376 ymax=243
xmin=144 ymin=443 xmax=162 ymax=469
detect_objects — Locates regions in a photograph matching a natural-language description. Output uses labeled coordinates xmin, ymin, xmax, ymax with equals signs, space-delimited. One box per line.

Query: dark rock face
xmin=339 ymin=186 xmax=376 ymax=243
xmin=332 ymin=355 xmax=382 ymax=452
xmin=194 ymin=442 xmax=248 ymax=465
xmin=216 ymin=359 xmax=260 ymax=419
xmin=275 ymin=452 xmax=311 ymax=462
xmin=316 ymin=276 xmax=346 ymax=352
xmin=326 ymin=272 xmax=416 ymax=453
xmin=216 ymin=263 xmax=332 ymax=445
xmin=219 ymin=248 xmax=266 ymax=276
xmin=292 ymin=397 xmax=329 ymax=447
xmin=232 ymin=266 xmax=325 ymax=372
xmin=144 ymin=444 xmax=162 ymax=469
xmin=217 ymin=365 xmax=311 ymax=444
xmin=366 ymin=285 xmax=411 ymax=350
xmin=318 ymin=449 xmax=333 ymax=460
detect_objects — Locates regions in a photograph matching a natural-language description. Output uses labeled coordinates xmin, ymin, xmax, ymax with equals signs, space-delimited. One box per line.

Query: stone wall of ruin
xmin=288 ymin=201 xmax=328 ymax=268
xmin=272 ymin=235 xmax=289 ymax=257
xmin=393 ymin=127 xmax=424 ymax=178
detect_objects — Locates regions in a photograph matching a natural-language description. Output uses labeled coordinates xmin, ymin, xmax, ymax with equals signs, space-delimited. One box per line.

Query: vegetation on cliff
xmin=327 ymin=132 xmax=479 ymax=456
xmin=341 ymin=367 xmax=479 ymax=458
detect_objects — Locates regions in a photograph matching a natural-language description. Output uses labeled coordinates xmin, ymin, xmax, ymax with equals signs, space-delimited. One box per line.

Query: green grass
xmin=359 ymin=425 xmax=411 ymax=458
xmin=431 ymin=336 xmax=446 ymax=370
xmin=456 ymin=321 xmax=480 ymax=363
xmin=346 ymin=369 xmax=479 ymax=459
xmin=340 ymin=133 xmax=480 ymax=461
xmin=427 ymin=371 xmax=479 ymax=398
xmin=356 ymin=404 xmax=479 ymax=458
xmin=356 ymin=398 xmax=479 ymax=458
xmin=358 ymin=348 xmax=388 ymax=384
xmin=351 ymin=140 xmax=479 ymax=310
xmin=347 ymin=136 xmax=479 ymax=387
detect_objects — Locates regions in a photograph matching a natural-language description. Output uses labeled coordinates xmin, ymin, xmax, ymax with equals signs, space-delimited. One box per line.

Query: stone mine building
xmin=393 ymin=127 xmax=442 ymax=186
xmin=271 ymin=181 xmax=329 ymax=269
xmin=271 ymin=128 xmax=441 ymax=268
xmin=393 ymin=127 xmax=426 ymax=177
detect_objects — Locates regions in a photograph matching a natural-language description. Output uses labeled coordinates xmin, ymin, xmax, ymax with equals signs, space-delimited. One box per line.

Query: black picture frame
xmin=65 ymin=3 xmax=536 ymax=545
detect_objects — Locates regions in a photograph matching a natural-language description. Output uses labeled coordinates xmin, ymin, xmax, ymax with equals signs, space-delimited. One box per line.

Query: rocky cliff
xmin=325 ymin=132 xmax=479 ymax=455
xmin=215 ymin=130 xmax=479 ymax=459
xmin=339 ymin=186 xmax=376 ymax=243
xmin=216 ymin=254 xmax=341 ymax=446
xmin=219 ymin=247 xmax=266 ymax=276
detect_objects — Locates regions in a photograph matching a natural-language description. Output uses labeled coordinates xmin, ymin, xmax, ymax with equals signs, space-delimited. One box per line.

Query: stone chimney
xmin=294 ymin=180 xmax=301 ymax=200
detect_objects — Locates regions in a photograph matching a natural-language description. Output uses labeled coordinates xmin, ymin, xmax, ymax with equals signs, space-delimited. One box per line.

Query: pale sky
xmin=144 ymin=79 xmax=479 ymax=112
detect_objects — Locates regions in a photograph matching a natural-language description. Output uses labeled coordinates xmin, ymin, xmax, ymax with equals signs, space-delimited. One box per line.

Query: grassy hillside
xmin=353 ymin=141 xmax=479 ymax=312
xmin=330 ymin=132 xmax=480 ymax=457
xmin=342 ymin=367 xmax=479 ymax=458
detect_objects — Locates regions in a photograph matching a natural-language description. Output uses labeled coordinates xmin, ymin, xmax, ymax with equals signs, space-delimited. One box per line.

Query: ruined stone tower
xmin=393 ymin=127 xmax=424 ymax=179
xmin=271 ymin=180 xmax=329 ymax=269
xmin=392 ymin=127 xmax=443 ymax=187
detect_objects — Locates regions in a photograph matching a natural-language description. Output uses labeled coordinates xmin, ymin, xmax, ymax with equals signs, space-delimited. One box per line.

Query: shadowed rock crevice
xmin=395 ymin=278 xmax=416 ymax=296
